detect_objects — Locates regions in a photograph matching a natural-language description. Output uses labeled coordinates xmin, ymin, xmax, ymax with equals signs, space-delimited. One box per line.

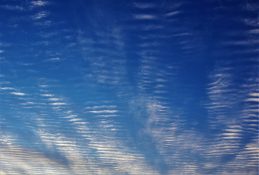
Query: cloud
xmin=1 ymin=84 xmax=159 ymax=175
xmin=133 ymin=14 xmax=158 ymax=20
xmin=10 ymin=91 xmax=26 ymax=96
xmin=0 ymin=5 xmax=24 ymax=11
xmin=31 ymin=0 xmax=49 ymax=8
xmin=32 ymin=11 xmax=49 ymax=20
xmin=133 ymin=2 xmax=156 ymax=9
xmin=164 ymin=11 xmax=181 ymax=17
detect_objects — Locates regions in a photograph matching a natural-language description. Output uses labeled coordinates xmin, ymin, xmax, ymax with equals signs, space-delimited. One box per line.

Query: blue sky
xmin=0 ymin=0 xmax=258 ymax=174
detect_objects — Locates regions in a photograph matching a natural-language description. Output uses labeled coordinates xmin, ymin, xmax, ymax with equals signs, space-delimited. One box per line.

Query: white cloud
xmin=165 ymin=11 xmax=181 ymax=17
xmin=10 ymin=91 xmax=26 ymax=96
xmin=31 ymin=0 xmax=49 ymax=8
xmin=133 ymin=3 xmax=156 ymax=9
xmin=134 ymin=14 xmax=158 ymax=20
xmin=32 ymin=11 xmax=48 ymax=20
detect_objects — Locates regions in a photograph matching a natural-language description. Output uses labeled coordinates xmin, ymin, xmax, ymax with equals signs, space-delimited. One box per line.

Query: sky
xmin=0 ymin=0 xmax=258 ymax=174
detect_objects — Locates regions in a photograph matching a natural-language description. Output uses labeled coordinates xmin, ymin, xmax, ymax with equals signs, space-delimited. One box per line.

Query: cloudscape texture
xmin=0 ymin=0 xmax=258 ymax=174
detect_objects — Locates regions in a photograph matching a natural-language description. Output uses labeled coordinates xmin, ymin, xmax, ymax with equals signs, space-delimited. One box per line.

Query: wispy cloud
xmin=31 ymin=0 xmax=49 ymax=8
xmin=133 ymin=14 xmax=158 ymax=20
xmin=32 ymin=11 xmax=49 ymax=20
xmin=10 ymin=91 xmax=26 ymax=96
xmin=133 ymin=2 xmax=156 ymax=9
